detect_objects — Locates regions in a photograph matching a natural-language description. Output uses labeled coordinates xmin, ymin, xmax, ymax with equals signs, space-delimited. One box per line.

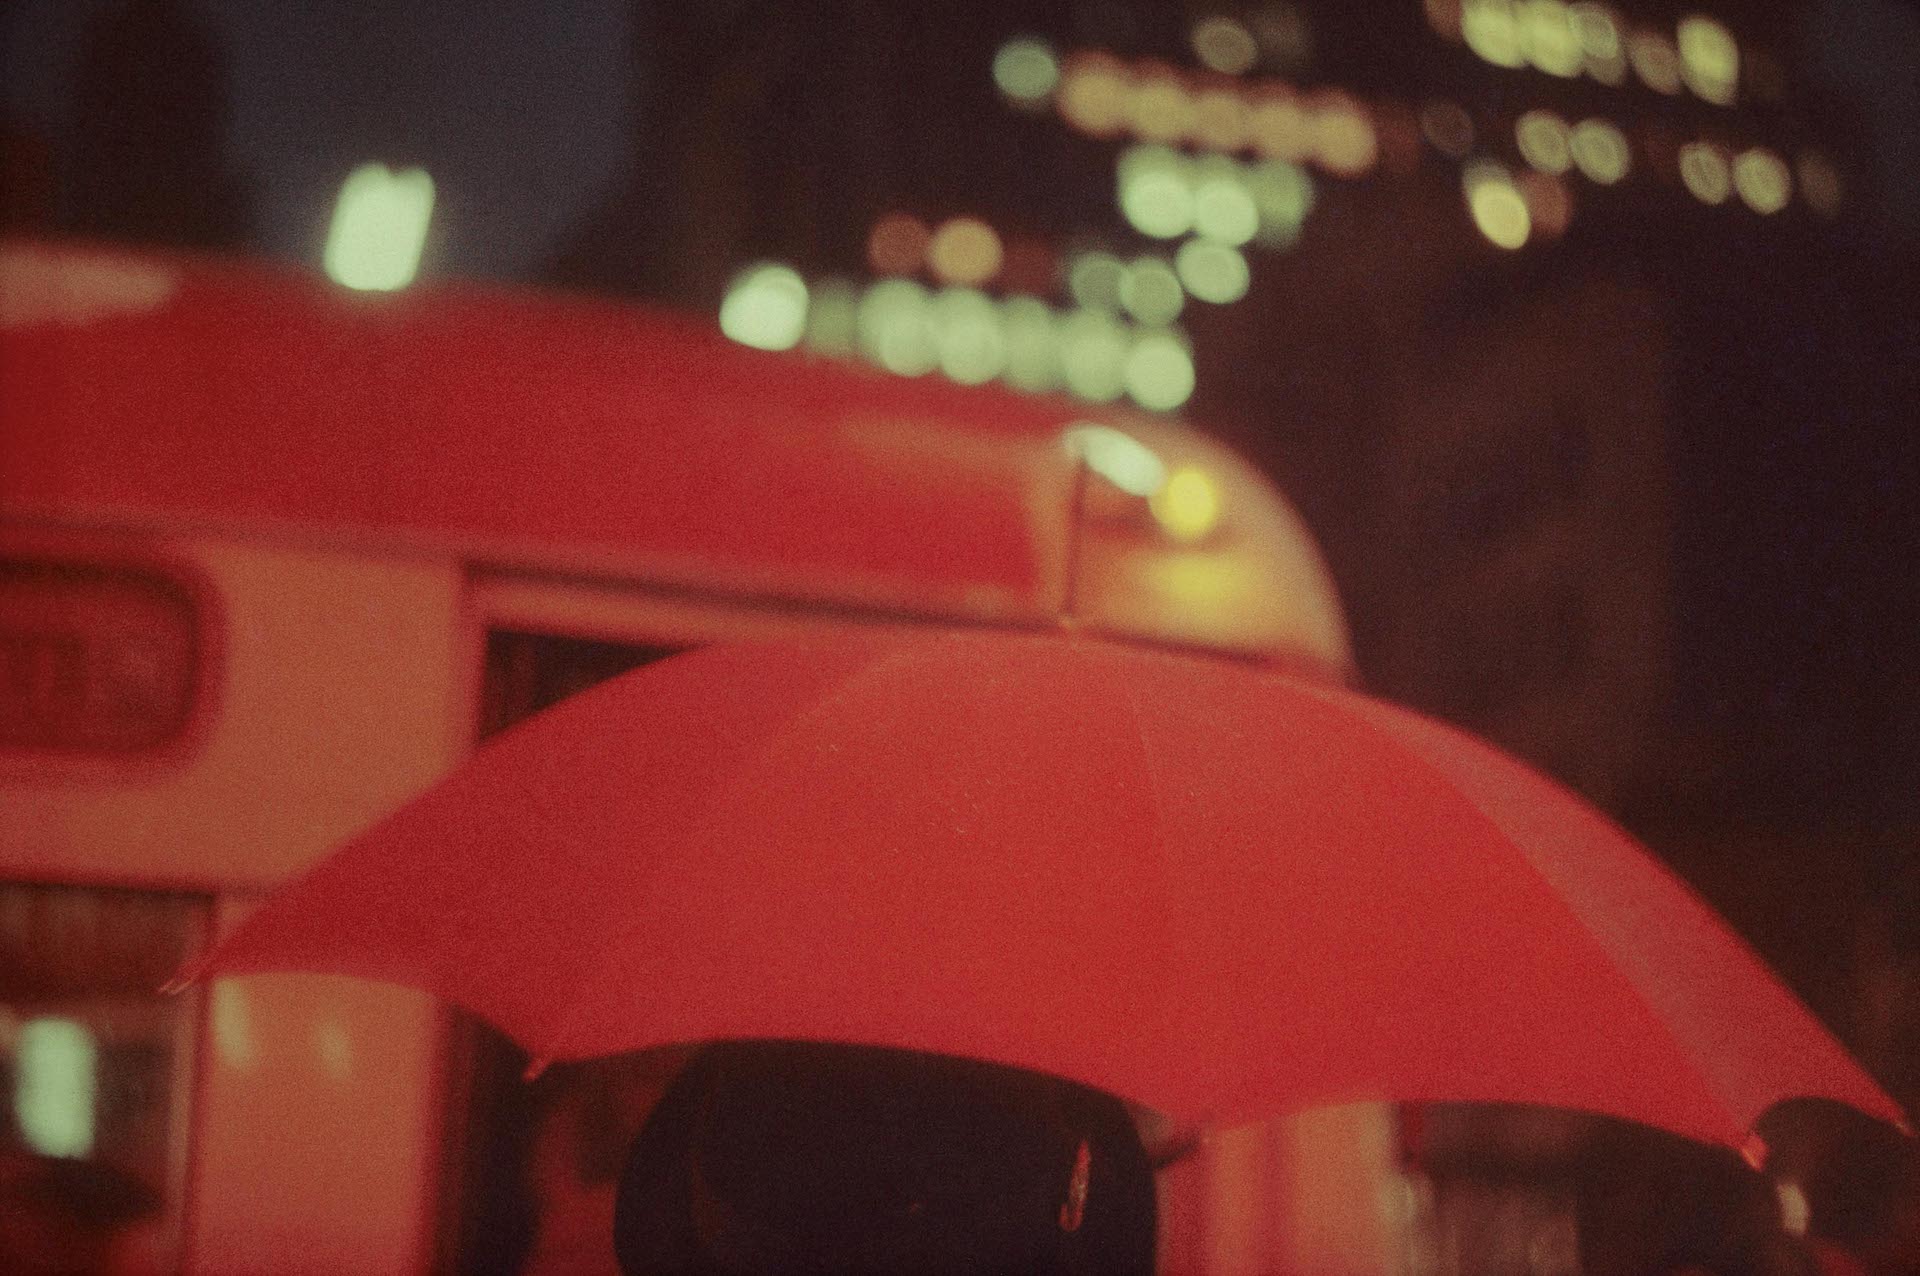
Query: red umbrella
xmin=178 ymin=629 xmax=1905 ymax=1151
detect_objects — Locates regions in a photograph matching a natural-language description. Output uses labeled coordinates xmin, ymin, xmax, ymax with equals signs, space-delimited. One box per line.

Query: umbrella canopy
xmin=180 ymin=629 xmax=1906 ymax=1150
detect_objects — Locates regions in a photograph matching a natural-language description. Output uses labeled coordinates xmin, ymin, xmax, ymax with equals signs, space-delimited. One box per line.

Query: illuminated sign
xmin=0 ymin=557 xmax=207 ymax=755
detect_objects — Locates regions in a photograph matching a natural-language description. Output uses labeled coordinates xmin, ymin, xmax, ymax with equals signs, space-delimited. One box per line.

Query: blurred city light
xmin=1192 ymin=166 xmax=1260 ymax=245
xmin=1002 ymin=297 xmax=1062 ymax=391
xmin=1068 ymin=250 xmax=1127 ymax=312
xmin=16 ymin=1017 xmax=96 ymax=1158
xmin=1124 ymin=330 xmax=1197 ymax=412
xmin=1733 ymin=147 xmax=1790 ymax=213
xmin=1150 ymin=465 xmax=1223 ymax=541
xmin=858 ymin=278 xmax=938 ymax=374
xmin=1249 ymin=91 xmax=1313 ymax=162
xmin=1245 ymin=159 xmax=1315 ymax=245
xmin=1310 ymin=95 xmax=1379 ymax=177
xmin=1193 ymin=88 xmax=1253 ymax=151
xmin=1128 ymin=69 xmax=1198 ymax=145
xmin=719 ymin=262 xmax=810 ymax=350
xmin=1061 ymin=422 xmax=1167 ymax=496
xmin=1419 ymin=100 xmax=1476 ymax=159
xmin=1191 ymin=16 xmax=1260 ymax=75
xmin=1176 ymin=240 xmax=1252 ymax=304
xmin=1518 ymin=171 xmax=1574 ymax=236
xmin=1059 ymin=52 xmax=1130 ymax=137
xmin=1570 ymin=3 xmax=1623 ymax=68
xmin=1464 ymin=160 xmax=1532 ymax=249
xmin=1796 ymin=150 xmax=1844 ymax=216
xmin=992 ymin=36 xmax=1060 ymax=106
xmin=1677 ymin=14 xmax=1739 ymax=105
xmin=1118 ymin=146 xmax=1194 ymax=239
xmin=804 ymin=278 xmax=860 ymax=354
xmin=1678 ymin=142 xmax=1732 ymax=204
xmin=1628 ymin=30 xmax=1683 ymax=94
xmin=867 ymin=212 xmax=930 ymax=276
xmin=1462 ymin=0 xmax=1526 ymax=68
xmin=323 ymin=163 xmax=433 ymax=291
xmin=927 ymin=217 xmax=1004 ymax=287
xmin=1569 ymin=118 xmax=1630 ymax=184
xmin=1521 ymin=1 xmax=1583 ymax=78
xmin=1516 ymin=110 xmax=1573 ymax=174
xmin=1120 ymin=256 xmax=1184 ymax=325
xmin=933 ymin=287 xmax=1006 ymax=384
xmin=1060 ymin=308 xmax=1130 ymax=401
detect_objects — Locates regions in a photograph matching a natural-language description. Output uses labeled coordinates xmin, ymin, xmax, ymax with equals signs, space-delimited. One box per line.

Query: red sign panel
xmin=0 ymin=557 xmax=205 ymax=755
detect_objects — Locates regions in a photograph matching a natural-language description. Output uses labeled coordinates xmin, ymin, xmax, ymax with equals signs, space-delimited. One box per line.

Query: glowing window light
xmin=868 ymin=212 xmax=930 ymax=276
xmin=1311 ymin=98 xmax=1379 ymax=177
xmin=1628 ymin=31 xmax=1682 ymax=94
xmin=1464 ymin=160 xmax=1531 ymax=249
xmin=16 ymin=1017 xmax=96 ymax=1158
xmin=1245 ymin=160 xmax=1315 ymax=245
xmin=1249 ymin=91 xmax=1313 ymax=162
xmin=1569 ymin=118 xmax=1630 ymax=184
xmin=857 ymin=279 xmax=938 ymax=375
xmin=1193 ymin=89 xmax=1252 ymax=152
xmin=1462 ymin=0 xmax=1526 ymax=68
xmin=1677 ymin=15 xmax=1738 ymax=105
xmin=927 ymin=217 xmax=1004 ymax=287
xmin=1127 ymin=72 xmax=1198 ymax=145
xmin=1520 ymin=1 xmax=1583 ymax=77
xmin=1002 ymin=297 xmax=1062 ymax=392
xmin=933 ymin=287 xmax=1007 ymax=385
xmin=719 ymin=262 xmax=809 ymax=351
xmin=1061 ymin=422 xmax=1167 ymax=496
xmin=1733 ymin=149 xmax=1791 ymax=214
xmin=1124 ymin=330 xmax=1196 ymax=412
xmin=1150 ymin=465 xmax=1223 ymax=542
xmin=323 ymin=163 xmax=433 ymax=291
xmin=1516 ymin=111 xmax=1572 ymax=174
xmin=1517 ymin=170 xmax=1574 ymax=236
xmin=1678 ymin=142 xmax=1732 ymax=204
xmin=1420 ymin=100 xmax=1475 ymax=159
xmin=1192 ymin=169 xmax=1260 ymax=246
xmin=805 ymin=277 xmax=860 ymax=355
xmin=1058 ymin=53 xmax=1131 ymax=137
xmin=1060 ymin=308 xmax=1130 ymax=402
xmin=1120 ymin=256 xmax=1184 ymax=325
xmin=993 ymin=36 xmax=1061 ymax=105
xmin=1192 ymin=16 xmax=1260 ymax=75
xmin=1176 ymin=239 xmax=1251 ymax=304
xmin=1776 ymin=1180 xmax=1811 ymax=1238
xmin=1796 ymin=151 xmax=1843 ymax=217
xmin=1069 ymin=251 xmax=1127 ymax=312
xmin=1117 ymin=146 xmax=1194 ymax=239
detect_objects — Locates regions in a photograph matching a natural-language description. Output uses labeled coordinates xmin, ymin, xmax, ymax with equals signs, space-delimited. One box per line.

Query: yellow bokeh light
xmin=1128 ymin=71 xmax=1198 ymax=145
xmin=1249 ymin=90 xmax=1313 ymax=162
xmin=324 ymin=163 xmax=434 ymax=291
xmin=1246 ymin=160 xmax=1315 ymax=245
xmin=1175 ymin=239 xmax=1251 ymax=304
xmin=1569 ymin=118 xmax=1630 ymax=184
xmin=1464 ymin=161 xmax=1531 ymax=249
xmin=1518 ymin=170 xmax=1573 ymax=236
xmin=1570 ymin=2 xmax=1620 ymax=60
xmin=993 ymin=36 xmax=1060 ymax=105
xmin=1462 ymin=0 xmax=1526 ymax=68
xmin=1678 ymin=142 xmax=1732 ymax=204
xmin=1060 ymin=308 xmax=1130 ymax=402
xmin=1058 ymin=53 xmax=1131 ymax=137
xmin=1516 ymin=110 xmax=1572 ymax=174
xmin=1193 ymin=88 xmax=1252 ymax=152
xmin=1520 ymin=0 xmax=1583 ymax=77
xmin=932 ymin=287 xmax=1006 ymax=385
xmin=1002 ymin=297 xmax=1061 ymax=392
xmin=1677 ymin=15 xmax=1738 ymax=105
xmin=927 ymin=217 xmax=1004 ymax=287
xmin=804 ymin=277 xmax=859 ymax=355
xmin=1120 ymin=256 xmax=1184 ymax=326
xmin=1191 ymin=16 xmax=1260 ymax=75
xmin=1069 ymin=251 xmax=1126 ymax=312
xmin=867 ymin=212 xmax=930 ymax=277
xmin=1312 ymin=97 xmax=1379 ymax=177
xmin=1150 ymin=466 xmax=1223 ymax=542
xmin=719 ymin=262 xmax=809 ymax=351
xmin=1628 ymin=31 xmax=1683 ymax=94
xmin=1733 ymin=148 xmax=1791 ymax=214
xmin=1125 ymin=331 xmax=1196 ymax=413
